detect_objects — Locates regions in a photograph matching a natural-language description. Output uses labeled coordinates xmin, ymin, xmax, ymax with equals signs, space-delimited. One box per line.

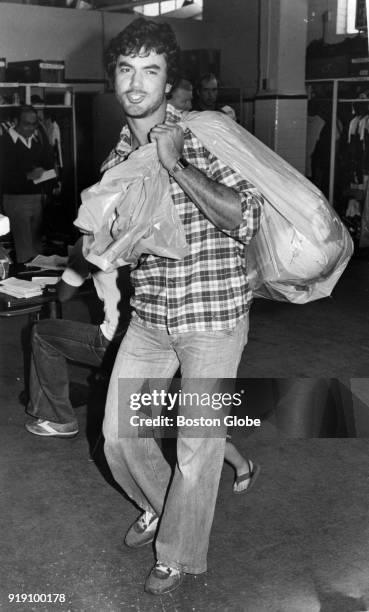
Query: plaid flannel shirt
xmin=100 ymin=104 xmax=264 ymax=334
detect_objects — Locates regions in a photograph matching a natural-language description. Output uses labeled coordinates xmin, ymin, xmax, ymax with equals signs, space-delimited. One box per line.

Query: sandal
xmin=233 ymin=459 xmax=261 ymax=495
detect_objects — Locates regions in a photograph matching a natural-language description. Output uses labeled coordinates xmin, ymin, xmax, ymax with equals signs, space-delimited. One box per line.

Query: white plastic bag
xmin=183 ymin=111 xmax=353 ymax=303
xmin=75 ymin=143 xmax=188 ymax=271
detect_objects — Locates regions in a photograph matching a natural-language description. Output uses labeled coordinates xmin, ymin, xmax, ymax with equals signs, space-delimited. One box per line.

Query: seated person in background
xmin=25 ymin=237 xmax=129 ymax=438
xmin=0 ymin=105 xmax=54 ymax=264
xmin=167 ymin=77 xmax=193 ymax=112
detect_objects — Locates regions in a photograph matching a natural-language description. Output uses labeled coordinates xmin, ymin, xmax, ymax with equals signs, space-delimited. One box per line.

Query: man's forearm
xmin=149 ymin=121 xmax=243 ymax=230
xmin=170 ymin=164 xmax=243 ymax=230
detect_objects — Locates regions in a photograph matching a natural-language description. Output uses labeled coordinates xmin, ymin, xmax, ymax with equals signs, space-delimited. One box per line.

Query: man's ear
xmin=165 ymin=83 xmax=172 ymax=94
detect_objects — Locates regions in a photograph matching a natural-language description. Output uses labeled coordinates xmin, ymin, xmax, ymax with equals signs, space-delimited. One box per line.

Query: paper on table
xmin=25 ymin=255 xmax=67 ymax=270
xmin=0 ymin=214 xmax=10 ymax=236
xmin=31 ymin=276 xmax=60 ymax=287
xmin=0 ymin=277 xmax=43 ymax=297
xmin=33 ymin=169 xmax=57 ymax=184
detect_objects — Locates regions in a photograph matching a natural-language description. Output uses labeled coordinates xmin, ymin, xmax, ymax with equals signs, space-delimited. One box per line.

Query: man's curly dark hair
xmin=105 ymin=18 xmax=180 ymax=85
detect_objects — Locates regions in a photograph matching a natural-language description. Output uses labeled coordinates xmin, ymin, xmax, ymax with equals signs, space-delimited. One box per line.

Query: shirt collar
xmin=9 ymin=126 xmax=36 ymax=148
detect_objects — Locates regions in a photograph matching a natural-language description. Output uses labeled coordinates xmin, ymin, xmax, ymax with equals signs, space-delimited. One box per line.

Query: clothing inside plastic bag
xmin=75 ymin=143 xmax=188 ymax=271
xmin=182 ymin=111 xmax=353 ymax=303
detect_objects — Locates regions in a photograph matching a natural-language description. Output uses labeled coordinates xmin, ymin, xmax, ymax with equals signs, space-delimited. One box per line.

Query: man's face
xmin=16 ymin=111 xmax=38 ymax=139
xmin=171 ymin=87 xmax=192 ymax=112
xmin=114 ymin=50 xmax=170 ymax=118
xmin=198 ymin=77 xmax=218 ymax=109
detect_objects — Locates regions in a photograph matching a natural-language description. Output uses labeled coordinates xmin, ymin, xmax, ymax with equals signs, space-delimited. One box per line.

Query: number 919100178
xmin=8 ymin=593 xmax=66 ymax=604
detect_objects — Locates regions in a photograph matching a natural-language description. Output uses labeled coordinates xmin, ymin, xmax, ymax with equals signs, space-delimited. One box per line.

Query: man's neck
xmin=126 ymin=101 xmax=167 ymax=148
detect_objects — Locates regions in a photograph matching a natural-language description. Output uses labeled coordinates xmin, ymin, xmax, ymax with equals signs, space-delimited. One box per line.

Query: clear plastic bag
xmin=245 ymin=199 xmax=353 ymax=303
xmin=183 ymin=111 xmax=353 ymax=303
xmin=75 ymin=143 xmax=188 ymax=272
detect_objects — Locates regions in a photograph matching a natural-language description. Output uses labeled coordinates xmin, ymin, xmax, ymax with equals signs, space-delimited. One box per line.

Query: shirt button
xmin=167 ymin=278 xmax=176 ymax=286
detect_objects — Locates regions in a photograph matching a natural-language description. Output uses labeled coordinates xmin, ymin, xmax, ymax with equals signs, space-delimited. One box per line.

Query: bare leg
xmin=224 ymin=440 xmax=254 ymax=493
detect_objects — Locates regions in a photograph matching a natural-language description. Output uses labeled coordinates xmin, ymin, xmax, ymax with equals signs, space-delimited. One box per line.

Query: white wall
xmin=0 ymin=3 xmax=215 ymax=83
xmin=103 ymin=11 xmax=214 ymax=53
xmin=2 ymin=2 xmax=345 ymax=96
xmin=0 ymin=4 xmax=105 ymax=79
xmin=0 ymin=2 xmax=261 ymax=97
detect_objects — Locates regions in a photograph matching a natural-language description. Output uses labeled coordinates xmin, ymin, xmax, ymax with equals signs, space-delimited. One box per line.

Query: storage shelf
xmin=0 ymin=104 xmax=71 ymax=108
xmin=311 ymin=98 xmax=369 ymax=103
xmin=34 ymin=104 xmax=72 ymax=108
xmin=0 ymin=82 xmax=69 ymax=88
xmin=307 ymin=77 xmax=369 ymax=83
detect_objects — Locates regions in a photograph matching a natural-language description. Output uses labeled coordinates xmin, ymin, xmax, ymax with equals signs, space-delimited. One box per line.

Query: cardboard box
xmin=6 ymin=60 xmax=65 ymax=83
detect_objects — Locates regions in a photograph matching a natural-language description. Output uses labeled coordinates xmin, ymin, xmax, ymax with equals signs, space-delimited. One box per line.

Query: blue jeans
xmin=27 ymin=319 xmax=111 ymax=424
xmin=103 ymin=315 xmax=249 ymax=574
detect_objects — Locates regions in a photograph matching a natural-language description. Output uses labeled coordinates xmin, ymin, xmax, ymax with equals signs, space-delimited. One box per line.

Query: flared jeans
xmin=103 ymin=315 xmax=249 ymax=574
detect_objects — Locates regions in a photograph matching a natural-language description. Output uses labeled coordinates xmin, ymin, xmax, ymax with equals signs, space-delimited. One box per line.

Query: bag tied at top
xmin=182 ymin=111 xmax=353 ymax=303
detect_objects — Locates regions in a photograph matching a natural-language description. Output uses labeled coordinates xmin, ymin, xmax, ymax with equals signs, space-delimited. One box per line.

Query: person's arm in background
xmin=25 ymin=124 xmax=56 ymax=183
xmin=56 ymin=237 xmax=90 ymax=303
xmin=0 ymin=131 xmax=4 ymax=213
xmin=37 ymin=121 xmax=55 ymax=172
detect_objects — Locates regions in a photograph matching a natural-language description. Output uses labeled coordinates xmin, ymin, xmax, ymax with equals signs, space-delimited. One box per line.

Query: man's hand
xmin=149 ymin=123 xmax=184 ymax=171
xmin=27 ymin=167 xmax=44 ymax=181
